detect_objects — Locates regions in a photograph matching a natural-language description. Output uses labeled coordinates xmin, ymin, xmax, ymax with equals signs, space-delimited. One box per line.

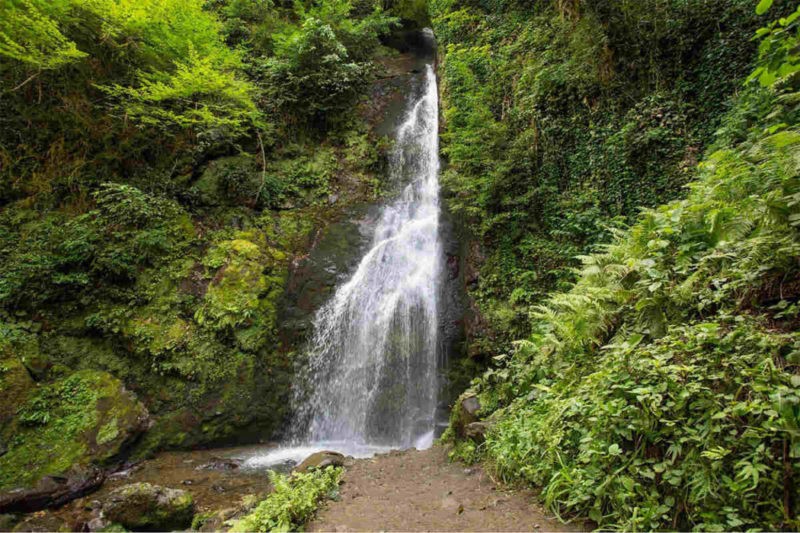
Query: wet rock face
xmin=278 ymin=204 xmax=375 ymax=351
xmin=102 ymin=482 xmax=194 ymax=531
xmin=437 ymin=198 xmax=469 ymax=425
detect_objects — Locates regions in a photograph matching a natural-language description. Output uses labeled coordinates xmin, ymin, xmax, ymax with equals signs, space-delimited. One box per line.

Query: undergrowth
xmin=443 ymin=2 xmax=800 ymax=531
xmin=230 ymin=466 xmax=343 ymax=532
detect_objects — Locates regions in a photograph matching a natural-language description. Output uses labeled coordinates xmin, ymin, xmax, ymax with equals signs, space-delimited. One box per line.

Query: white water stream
xmin=246 ymin=40 xmax=443 ymax=468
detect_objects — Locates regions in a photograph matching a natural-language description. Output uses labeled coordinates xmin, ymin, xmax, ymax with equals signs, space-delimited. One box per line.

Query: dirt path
xmin=309 ymin=447 xmax=585 ymax=532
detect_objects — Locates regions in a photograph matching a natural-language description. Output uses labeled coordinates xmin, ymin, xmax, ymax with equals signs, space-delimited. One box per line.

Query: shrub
xmin=230 ymin=467 xmax=343 ymax=532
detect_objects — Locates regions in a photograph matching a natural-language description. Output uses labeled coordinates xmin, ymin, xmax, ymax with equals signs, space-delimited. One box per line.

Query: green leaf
xmin=756 ymin=0 xmax=774 ymax=15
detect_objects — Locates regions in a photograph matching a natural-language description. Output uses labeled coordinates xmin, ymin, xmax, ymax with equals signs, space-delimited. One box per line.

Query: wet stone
xmin=294 ymin=451 xmax=346 ymax=473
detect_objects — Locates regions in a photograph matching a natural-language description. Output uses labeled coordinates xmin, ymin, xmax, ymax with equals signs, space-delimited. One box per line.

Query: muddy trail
xmin=310 ymin=447 xmax=586 ymax=532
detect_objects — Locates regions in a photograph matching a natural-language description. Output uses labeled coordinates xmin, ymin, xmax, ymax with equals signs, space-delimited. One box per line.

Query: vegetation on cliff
xmin=437 ymin=1 xmax=800 ymax=530
xmin=432 ymin=0 xmax=787 ymax=353
xmin=0 ymin=0 xmax=401 ymax=491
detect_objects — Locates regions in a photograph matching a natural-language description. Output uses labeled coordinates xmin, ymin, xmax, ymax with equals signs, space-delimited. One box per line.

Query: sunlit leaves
xmin=756 ymin=0 xmax=773 ymax=16
xmin=749 ymin=4 xmax=800 ymax=87
xmin=0 ymin=0 xmax=86 ymax=69
xmin=1 ymin=0 xmax=259 ymax=134
xmin=100 ymin=47 xmax=259 ymax=131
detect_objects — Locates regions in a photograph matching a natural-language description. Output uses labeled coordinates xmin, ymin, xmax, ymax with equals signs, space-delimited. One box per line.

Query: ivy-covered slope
xmin=432 ymin=0 xmax=787 ymax=356
xmin=437 ymin=1 xmax=800 ymax=530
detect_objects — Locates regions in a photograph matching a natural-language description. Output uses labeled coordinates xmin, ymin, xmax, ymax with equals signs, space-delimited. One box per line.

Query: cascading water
xmin=246 ymin=31 xmax=443 ymax=467
xmin=300 ymin=61 xmax=442 ymax=452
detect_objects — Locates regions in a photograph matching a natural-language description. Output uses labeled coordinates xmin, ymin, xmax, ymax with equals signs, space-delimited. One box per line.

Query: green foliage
xmin=432 ymin=0 xmax=776 ymax=355
xmin=0 ymin=183 xmax=192 ymax=308
xmin=247 ymin=0 xmax=397 ymax=129
xmin=1 ymin=0 xmax=257 ymax=133
xmin=486 ymin=319 xmax=797 ymax=530
xmin=447 ymin=439 xmax=480 ymax=465
xmin=268 ymin=146 xmax=339 ymax=203
xmin=0 ymin=0 xmax=85 ymax=69
xmin=101 ymin=47 xmax=259 ymax=131
xmin=0 ymin=0 xmax=393 ymax=201
xmin=450 ymin=7 xmax=800 ymax=529
xmin=750 ymin=3 xmax=800 ymax=86
xmin=230 ymin=466 xmax=343 ymax=532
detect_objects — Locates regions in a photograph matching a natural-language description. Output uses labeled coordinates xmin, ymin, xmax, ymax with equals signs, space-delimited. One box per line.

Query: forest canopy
xmin=0 ymin=0 xmax=396 ymax=201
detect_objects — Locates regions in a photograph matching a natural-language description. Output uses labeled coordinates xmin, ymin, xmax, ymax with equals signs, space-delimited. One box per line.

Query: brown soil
xmin=309 ymin=447 xmax=586 ymax=532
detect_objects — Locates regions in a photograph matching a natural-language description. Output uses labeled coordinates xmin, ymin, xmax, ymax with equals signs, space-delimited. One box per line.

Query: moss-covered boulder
xmin=10 ymin=512 xmax=68 ymax=532
xmin=0 ymin=357 xmax=34 ymax=428
xmin=191 ymin=155 xmax=262 ymax=208
xmin=102 ymin=483 xmax=194 ymax=531
xmin=0 ymin=370 xmax=149 ymax=511
xmin=450 ymin=392 xmax=481 ymax=439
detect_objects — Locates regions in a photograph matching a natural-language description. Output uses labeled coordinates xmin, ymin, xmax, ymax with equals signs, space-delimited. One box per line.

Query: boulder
xmin=0 ymin=370 xmax=150 ymax=512
xmin=464 ymin=421 xmax=493 ymax=443
xmin=294 ymin=451 xmax=345 ymax=473
xmin=453 ymin=393 xmax=481 ymax=438
xmin=102 ymin=483 xmax=194 ymax=531
xmin=461 ymin=395 xmax=481 ymax=421
xmin=10 ymin=513 xmax=67 ymax=532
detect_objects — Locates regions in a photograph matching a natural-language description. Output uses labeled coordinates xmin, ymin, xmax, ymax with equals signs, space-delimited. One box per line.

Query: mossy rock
xmin=191 ymin=155 xmax=261 ymax=207
xmin=0 ymin=331 xmax=50 ymax=382
xmin=448 ymin=391 xmax=481 ymax=440
xmin=0 ymin=357 xmax=34 ymax=428
xmin=10 ymin=513 xmax=69 ymax=532
xmin=102 ymin=483 xmax=194 ymax=531
xmin=0 ymin=370 xmax=149 ymax=510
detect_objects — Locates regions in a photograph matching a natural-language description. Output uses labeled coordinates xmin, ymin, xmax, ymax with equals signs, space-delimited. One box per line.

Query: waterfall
xmin=246 ymin=38 xmax=443 ymax=467
xmin=299 ymin=61 xmax=442 ymax=451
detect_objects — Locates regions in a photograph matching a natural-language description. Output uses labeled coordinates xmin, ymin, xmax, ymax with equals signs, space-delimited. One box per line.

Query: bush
xmin=230 ymin=467 xmax=343 ymax=532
